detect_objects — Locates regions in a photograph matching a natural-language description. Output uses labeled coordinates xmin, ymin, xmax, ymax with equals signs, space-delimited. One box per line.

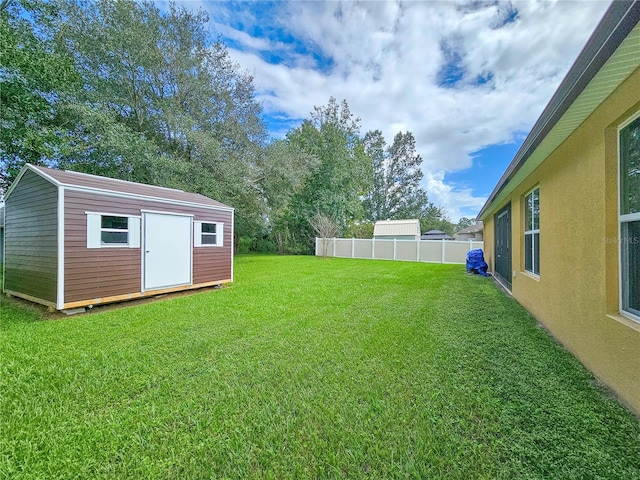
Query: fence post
xmin=393 ymin=238 xmax=397 ymax=260
xmin=469 ymin=239 xmax=473 ymax=252
xmin=416 ymin=239 xmax=420 ymax=262
xmin=351 ymin=237 xmax=355 ymax=258
xmin=441 ymin=240 xmax=445 ymax=263
xmin=332 ymin=238 xmax=336 ymax=257
xmin=372 ymin=238 xmax=375 ymax=259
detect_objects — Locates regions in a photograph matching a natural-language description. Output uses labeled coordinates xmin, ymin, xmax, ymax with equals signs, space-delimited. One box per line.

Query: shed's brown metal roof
xmin=26 ymin=164 xmax=232 ymax=210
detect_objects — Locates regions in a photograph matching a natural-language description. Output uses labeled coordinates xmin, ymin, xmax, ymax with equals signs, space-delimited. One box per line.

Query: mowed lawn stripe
xmin=1 ymin=256 xmax=639 ymax=479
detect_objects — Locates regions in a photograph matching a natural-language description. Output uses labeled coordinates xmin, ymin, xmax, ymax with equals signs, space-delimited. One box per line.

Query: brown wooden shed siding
xmin=63 ymin=189 xmax=232 ymax=303
xmin=4 ymin=170 xmax=58 ymax=302
xmin=192 ymin=230 xmax=232 ymax=284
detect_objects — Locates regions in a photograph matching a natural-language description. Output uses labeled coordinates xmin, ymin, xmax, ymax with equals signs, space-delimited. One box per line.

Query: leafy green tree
xmin=53 ymin=104 xmax=173 ymax=183
xmin=343 ymin=220 xmax=374 ymax=239
xmin=0 ymin=0 xmax=79 ymax=189
xmin=362 ymin=129 xmax=443 ymax=229
xmin=286 ymin=97 xmax=370 ymax=251
xmin=454 ymin=217 xmax=475 ymax=232
xmin=259 ymin=139 xmax=318 ymax=252
xmin=361 ymin=129 xmax=387 ymax=222
xmin=53 ymin=0 xmax=267 ymax=238
xmin=421 ymin=208 xmax=455 ymax=235
xmin=385 ymin=131 xmax=429 ymax=220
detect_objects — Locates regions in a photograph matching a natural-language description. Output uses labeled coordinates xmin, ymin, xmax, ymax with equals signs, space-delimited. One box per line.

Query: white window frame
xmin=524 ymin=186 xmax=540 ymax=277
xmin=86 ymin=212 xmax=141 ymax=249
xmin=194 ymin=221 xmax=223 ymax=247
xmin=618 ymin=111 xmax=640 ymax=323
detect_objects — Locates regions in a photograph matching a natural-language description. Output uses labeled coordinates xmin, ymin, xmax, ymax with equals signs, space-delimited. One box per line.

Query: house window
xmin=194 ymin=222 xmax=223 ymax=247
xmin=86 ymin=213 xmax=140 ymax=248
xmin=619 ymin=114 xmax=640 ymax=321
xmin=524 ymin=186 xmax=540 ymax=276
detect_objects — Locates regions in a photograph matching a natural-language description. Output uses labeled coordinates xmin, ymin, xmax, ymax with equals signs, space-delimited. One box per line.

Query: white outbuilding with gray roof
xmin=373 ymin=219 xmax=421 ymax=240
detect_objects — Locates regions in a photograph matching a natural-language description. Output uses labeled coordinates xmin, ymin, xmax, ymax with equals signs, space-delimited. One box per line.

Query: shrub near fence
xmin=315 ymin=238 xmax=484 ymax=265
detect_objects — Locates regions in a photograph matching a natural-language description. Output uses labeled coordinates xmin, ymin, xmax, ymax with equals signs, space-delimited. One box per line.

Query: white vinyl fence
xmin=315 ymin=238 xmax=484 ymax=265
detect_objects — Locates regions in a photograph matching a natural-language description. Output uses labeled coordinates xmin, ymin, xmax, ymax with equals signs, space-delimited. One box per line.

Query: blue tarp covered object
xmin=466 ymin=248 xmax=490 ymax=276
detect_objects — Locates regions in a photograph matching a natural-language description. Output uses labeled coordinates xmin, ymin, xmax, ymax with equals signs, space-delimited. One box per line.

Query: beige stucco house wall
xmin=479 ymin=2 xmax=640 ymax=414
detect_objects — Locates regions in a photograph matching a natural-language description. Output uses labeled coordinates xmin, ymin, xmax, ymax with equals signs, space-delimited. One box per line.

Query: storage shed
xmin=3 ymin=164 xmax=233 ymax=311
xmin=373 ymin=219 xmax=421 ymax=240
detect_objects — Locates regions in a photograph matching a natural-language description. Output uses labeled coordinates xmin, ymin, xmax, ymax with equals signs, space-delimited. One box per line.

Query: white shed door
xmin=143 ymin=213 xmax=192 ymax=291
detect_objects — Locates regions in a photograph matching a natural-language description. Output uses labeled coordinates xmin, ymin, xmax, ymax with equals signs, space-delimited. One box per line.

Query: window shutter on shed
xmin=128 ymin=217 xmax=140 ymax=248
xmin=87 ymin=213 xmax=101 ymax=248
xmin=194 ymin=221 xmax=203 ymax=247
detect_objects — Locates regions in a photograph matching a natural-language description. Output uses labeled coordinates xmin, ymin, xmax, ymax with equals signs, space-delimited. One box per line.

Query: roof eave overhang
xmin=478 ymin=0 xmax=640 ymax=220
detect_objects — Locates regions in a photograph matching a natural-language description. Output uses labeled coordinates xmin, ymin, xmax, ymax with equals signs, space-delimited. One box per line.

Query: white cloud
xmin=425 ymin=171 xmax=488 ymax=222
xmin=199 ymin=0 xmax=611 ymax=220
xmin=211 ymin=22 xmax=272 ymax=51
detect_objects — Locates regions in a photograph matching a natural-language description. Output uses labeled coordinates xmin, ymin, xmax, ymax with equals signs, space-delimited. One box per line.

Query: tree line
xmin=1 ymin=0 xmax=470 ymax=253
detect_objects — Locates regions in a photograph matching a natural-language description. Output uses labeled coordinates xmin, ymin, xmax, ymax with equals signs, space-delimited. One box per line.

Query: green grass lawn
xmin=1 ymin=256 xmax=639 ymax=479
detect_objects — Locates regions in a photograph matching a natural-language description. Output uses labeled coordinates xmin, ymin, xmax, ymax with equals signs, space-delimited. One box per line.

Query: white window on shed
xmin=194 ymin=222 xmax=223 ymax=247
xmin=86 ymin=213 xmax=140 ymax=248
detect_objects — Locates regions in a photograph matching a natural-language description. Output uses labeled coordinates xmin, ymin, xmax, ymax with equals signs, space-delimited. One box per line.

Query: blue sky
xmin=180 ymin=0 xmax=611 ymax=221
